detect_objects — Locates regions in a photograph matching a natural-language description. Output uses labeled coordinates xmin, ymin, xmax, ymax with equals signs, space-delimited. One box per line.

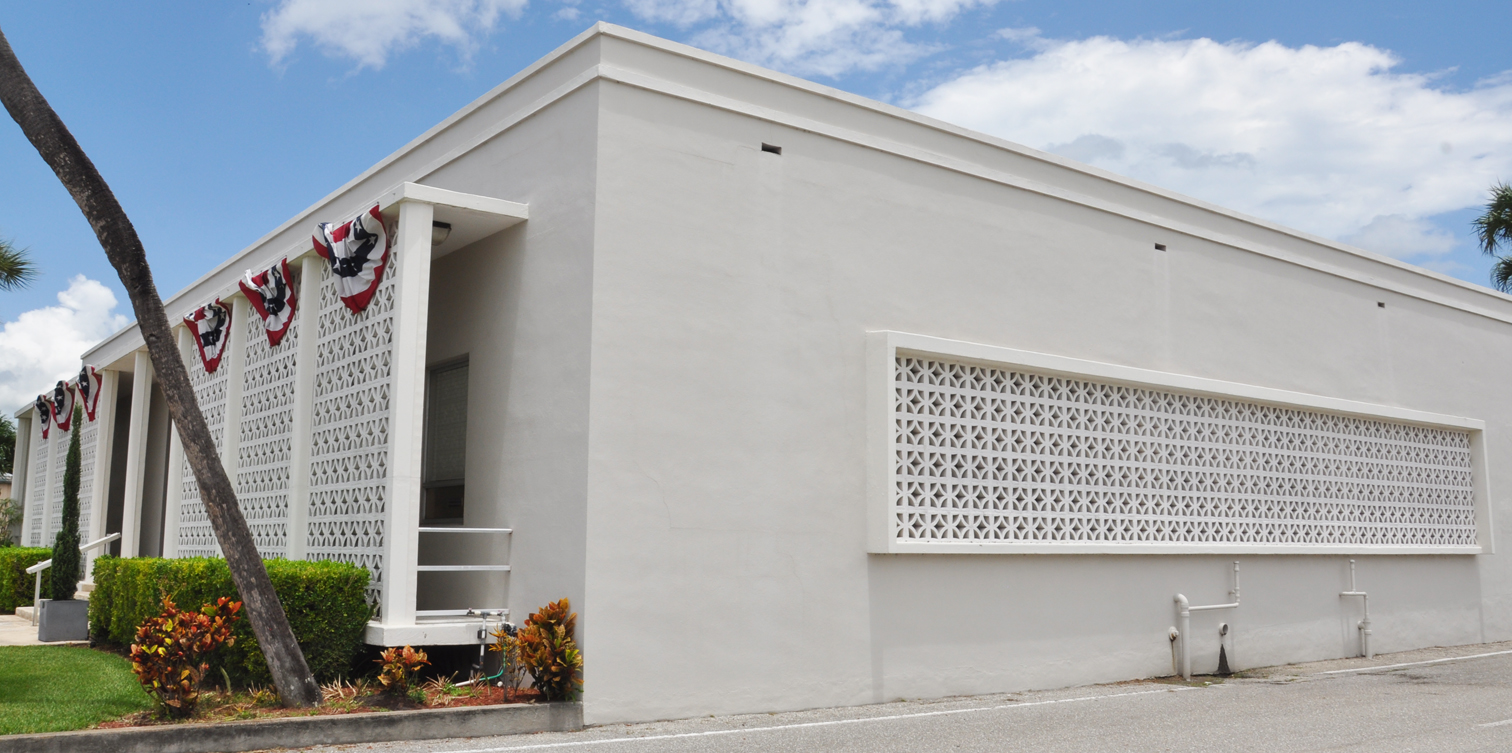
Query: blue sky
xmin=1 ymin=0 xmax=1510 ymax=407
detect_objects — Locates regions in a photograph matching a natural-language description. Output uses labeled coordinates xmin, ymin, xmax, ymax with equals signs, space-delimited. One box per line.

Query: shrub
xmin=513 ymin=598 xmax=583 ymax=702
xmin=130 ymin=596 xmax=241 ymax=719
xmin=49 ymin=410 xmax=82 ymax=600
xmin=375 ymin=645 xmax=429 ymax=693
xmin=0 ymin=547 xmax=50 ymax=613
xmin=91 ymin=556 xmax=370 ymax=686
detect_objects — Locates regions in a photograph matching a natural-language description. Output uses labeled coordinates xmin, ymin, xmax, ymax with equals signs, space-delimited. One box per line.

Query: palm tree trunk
xmin=0 ymin=26 xmax=320 ymax=707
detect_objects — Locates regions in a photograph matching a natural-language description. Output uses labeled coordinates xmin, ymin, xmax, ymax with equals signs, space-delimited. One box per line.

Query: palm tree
xmin=1474 ymin=182 xmax=1512 ymax=292
xmin=0 ymin=27 xmax=319 ymax=706
xmin=0 ymin=236 xmax=35 ymax=290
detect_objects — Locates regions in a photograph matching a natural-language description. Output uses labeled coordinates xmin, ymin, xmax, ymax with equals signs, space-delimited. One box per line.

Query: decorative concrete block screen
xmin=178 ymin=335 xmax=230 ymax=557
xmin=26 ymin=419 xmax=47 ymax=547
xmin=872 ymin=333 xmax=1487 ymax=555
xmin=237 ymin=308 xmax=296 ymax=559
xmin=77 ymin=416 xmax=99 ymax=548
xmin=306 ymin=258 xmax=396 ymax=614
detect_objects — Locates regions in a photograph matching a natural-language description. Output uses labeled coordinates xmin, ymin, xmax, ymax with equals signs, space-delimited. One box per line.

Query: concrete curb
xmin=1 ymin=701 xmax=582 ymax=753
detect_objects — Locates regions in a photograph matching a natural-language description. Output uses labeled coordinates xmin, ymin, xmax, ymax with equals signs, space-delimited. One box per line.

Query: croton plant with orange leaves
xmin=129 ymin=596 xmax=242 ymax=718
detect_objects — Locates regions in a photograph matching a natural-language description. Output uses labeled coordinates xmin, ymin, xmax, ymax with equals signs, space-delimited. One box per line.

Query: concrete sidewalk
xmin=0 ymin=613 xmax=85 ymax=647
xmin=293 ymin=641 xmax=1512 ymax=752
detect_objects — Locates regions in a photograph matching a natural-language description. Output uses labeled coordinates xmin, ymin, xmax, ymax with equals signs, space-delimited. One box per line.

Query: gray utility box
xmin=37 ymin=599 xmax=89 ymax=642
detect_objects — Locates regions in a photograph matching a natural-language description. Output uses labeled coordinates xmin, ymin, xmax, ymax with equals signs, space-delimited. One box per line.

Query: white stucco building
xmin=11 ymin=23 xmax=1510 ymax=724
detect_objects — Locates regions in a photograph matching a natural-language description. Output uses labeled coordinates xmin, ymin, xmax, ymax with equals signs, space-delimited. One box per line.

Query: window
xmin=422 ymin=359 xmax=469 ymax=523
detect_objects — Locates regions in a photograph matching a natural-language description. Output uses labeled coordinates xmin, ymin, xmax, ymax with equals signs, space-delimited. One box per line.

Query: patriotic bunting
xmin=314 ymin=204 xmax=389 ymax=314
xmin=185 ymin=300 xmax=232 ymax=373
xmin=35 ymin=394 xmax=51 ymax=440
xmin=78 ymin=364 xmax=104 ymax=422
xmin=51 ymin=380 xmax=76 ymax=433
xmin=239 ymin=259 xmax=298 ymax=347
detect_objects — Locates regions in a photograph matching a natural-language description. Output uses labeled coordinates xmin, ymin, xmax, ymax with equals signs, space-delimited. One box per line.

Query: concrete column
xmin=285 ymin=254 xmax=323 ymax=561
xmin=161 ymin=327 xmax=192 ymax=558
xmin=383 ymin=200 xmax=435 ymax=626
xmin=119 ymin=350 xmax=153 ymax=558
xmin=83 ymin=370 xmax=119 ymax=580
xmin=10 ymin=415 xmax=30 ymax=545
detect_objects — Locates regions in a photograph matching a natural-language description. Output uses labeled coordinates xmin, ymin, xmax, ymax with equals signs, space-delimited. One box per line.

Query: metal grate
xmin=893 ymin=356 xmax=1477 ymax=547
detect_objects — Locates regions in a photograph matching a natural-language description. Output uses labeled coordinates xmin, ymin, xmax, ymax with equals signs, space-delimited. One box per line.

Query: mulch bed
xmin=95 ymin=684 xmax=543 ymax=729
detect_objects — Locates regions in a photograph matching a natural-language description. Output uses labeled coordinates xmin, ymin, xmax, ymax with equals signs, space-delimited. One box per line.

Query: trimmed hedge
xmin=90 ymin=556 xmax=371 ymax=686
xmin=0 ymin=547 xmax=51 ymax=614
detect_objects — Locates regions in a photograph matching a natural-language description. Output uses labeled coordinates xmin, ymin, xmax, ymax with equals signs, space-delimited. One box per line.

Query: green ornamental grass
xmin=0 ymin=646 xmax=150 ymax=734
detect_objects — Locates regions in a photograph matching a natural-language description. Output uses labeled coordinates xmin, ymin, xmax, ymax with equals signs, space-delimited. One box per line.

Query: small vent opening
xmin=1154 ymin=243 xmax=1167 ymax=251
xmin=761 ymin=143 xmax=783 ymax=155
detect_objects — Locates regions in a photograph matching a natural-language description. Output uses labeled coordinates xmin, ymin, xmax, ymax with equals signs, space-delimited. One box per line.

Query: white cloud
xmin=0 ymin=276 xmax=129 ymax=413
xmin=625 ymin=0 xmax=997 ymax=76
xmin=911 ymin=33 xmax=1512 ymax=258
xmin=261 ymin=0 xmax=528 ymax=70
xmin=1341 ymin=214 xmax=1458 ymax=260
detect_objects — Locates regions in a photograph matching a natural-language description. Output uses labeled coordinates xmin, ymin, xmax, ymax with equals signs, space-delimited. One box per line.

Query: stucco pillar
xmin=83 ymin=369 xmax=119 ymax=580
xmin=10 ymin=415 xmax=30 ymax=545
xmin=119 ymin=349 xmax=153 ymax=558
xmin=383 ymin=200 xmax=435 ymax=626
xmin=285 ymin=254 xmax=323 ymax=561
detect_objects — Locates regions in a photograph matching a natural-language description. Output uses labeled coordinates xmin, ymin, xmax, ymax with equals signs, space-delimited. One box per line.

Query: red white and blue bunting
xmin=78 ymin=365 xmax=103 ymax=422
xmin=314 ymin=204 xmax=389 ymax=314
xmin=185 ymin=299 xmax=232 ymax=373
xmin=35 ymin=394 xmax=51 ymax=440
xmin=240 ymin=259 xmax=298 ymax=347
xmin=50 ymin=380 xmax=76 ymax=433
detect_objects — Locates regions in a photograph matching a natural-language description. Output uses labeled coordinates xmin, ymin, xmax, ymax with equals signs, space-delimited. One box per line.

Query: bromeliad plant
xmin=375 ymin=645 xmax=429 ymax=696
xmin=129 ymin=596 xmax=242 ymax=719
xmin=512 ymin=598 xmax=583 ymax=702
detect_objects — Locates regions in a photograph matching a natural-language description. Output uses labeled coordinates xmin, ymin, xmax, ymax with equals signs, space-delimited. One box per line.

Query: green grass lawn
xmin=0 ymin=645 xmax=151 ymax=734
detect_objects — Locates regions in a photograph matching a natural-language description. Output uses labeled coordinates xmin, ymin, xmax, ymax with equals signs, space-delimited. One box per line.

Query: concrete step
xmin=14 ymin=588 xmax=92 ymax=622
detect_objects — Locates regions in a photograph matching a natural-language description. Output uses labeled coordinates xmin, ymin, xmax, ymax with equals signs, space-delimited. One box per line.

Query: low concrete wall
xmin=1 ymin=702 xmax=582 ymax=753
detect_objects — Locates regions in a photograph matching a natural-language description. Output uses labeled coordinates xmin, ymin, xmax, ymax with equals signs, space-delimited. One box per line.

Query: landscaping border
xmin=1 ymin=701 xmax=582 ymax=753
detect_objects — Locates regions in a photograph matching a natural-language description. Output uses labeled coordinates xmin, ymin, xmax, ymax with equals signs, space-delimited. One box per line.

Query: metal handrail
xmin=27 ymin=532 xmax=121 ymax=625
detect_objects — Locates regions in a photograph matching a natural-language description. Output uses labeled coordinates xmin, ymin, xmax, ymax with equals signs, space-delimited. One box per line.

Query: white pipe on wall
xmin=1173 ymin=561 xmax=1241 ymax=680
xmin=1340 ymin=559 xmax=1372 ymax=659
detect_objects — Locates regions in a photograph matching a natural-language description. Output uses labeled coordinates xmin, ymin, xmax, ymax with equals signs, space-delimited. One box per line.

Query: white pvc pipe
xmin=1340 ymin=559 xmax=1372 ymax=659
xmin=1173 ymin=561 xmax=1241 ymax=680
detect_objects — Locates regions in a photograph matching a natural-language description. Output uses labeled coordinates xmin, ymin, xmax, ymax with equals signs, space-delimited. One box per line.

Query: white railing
xmin=415 ymin=527 xmax=512 ymax=619
xmin=26 ymin=532 xmax=121 ymax=625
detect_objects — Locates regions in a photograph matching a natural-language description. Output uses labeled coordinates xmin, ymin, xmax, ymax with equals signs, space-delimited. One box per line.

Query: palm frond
xmin=1490 ymin=255 xmax=1512 ymax=293
xmin=0 ymin=237 xmax=36 ymax=291
xmin=1473 ymin=182 xmax=1512 ymax=257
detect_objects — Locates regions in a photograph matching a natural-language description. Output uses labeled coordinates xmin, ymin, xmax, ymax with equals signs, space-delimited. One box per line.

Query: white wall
xmin=576 ymin=31 xmax=1512 ymax=724
xmin=420 ymin=80 xmax=602 ymax=623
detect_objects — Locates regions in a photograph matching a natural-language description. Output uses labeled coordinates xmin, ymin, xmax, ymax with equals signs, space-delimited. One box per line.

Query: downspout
xmin=1340 ymin=559 xmax=1372 ymax=659
xmin=1172 ymin=561 xmax=1241 ymax=681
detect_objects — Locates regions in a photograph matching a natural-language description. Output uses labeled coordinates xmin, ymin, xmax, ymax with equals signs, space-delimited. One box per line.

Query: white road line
xmin=1477 ymin=718 xmax=1512 ymax=728
xmin=1320 ymin=648 xmax=1512 ymax=675
xmin=441 ymin=686 xmax=1198 ymax=752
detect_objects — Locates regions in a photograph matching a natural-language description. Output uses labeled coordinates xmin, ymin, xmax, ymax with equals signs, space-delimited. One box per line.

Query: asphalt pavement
xmin=292 ymin=641 xmax=1512 ymax=752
